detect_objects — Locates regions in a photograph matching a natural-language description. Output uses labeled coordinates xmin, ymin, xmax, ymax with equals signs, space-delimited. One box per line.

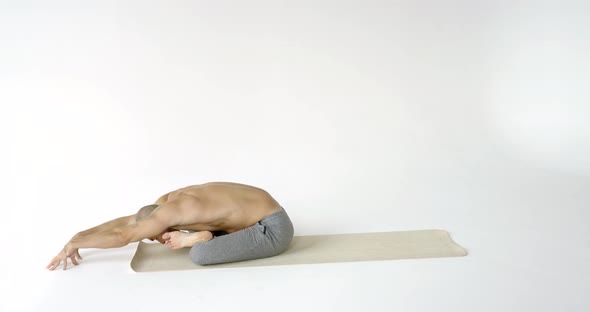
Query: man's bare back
xmin=159 ymin=182 xmax=282 ymax=233
xmin=47 ymin=182 xmax=289 ymax=271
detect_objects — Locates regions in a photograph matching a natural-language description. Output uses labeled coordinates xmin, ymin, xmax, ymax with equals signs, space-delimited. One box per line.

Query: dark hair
xmin=136 ymin=204 xmax=159 ymax=221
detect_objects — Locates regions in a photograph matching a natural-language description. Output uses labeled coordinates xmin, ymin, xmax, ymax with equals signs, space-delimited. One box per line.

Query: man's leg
xmin=190 ymin=209 xmax=294 ymax=265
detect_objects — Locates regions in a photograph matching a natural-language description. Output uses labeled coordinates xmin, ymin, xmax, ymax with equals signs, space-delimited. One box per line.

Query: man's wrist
xmin=66 ymin=241 xmax=77 ymax=251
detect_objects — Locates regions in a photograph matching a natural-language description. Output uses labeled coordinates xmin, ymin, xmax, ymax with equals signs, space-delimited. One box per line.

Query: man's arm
xmin=47 ymin=205 xmax=177 ymax=271
xmin=69 ymin=214 xmax=169 ymax=249
xmin=73 ymin=215 xmax=136 ymax=239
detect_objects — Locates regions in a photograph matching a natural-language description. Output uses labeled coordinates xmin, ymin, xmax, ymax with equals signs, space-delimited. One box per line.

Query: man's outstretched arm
xmin=47 ymin=211 xmax=172 ymax=271
xmin=74 ymin=215 xmax=136 ymax=239
xmin=44 ymin=215 xmax=137 ymax=270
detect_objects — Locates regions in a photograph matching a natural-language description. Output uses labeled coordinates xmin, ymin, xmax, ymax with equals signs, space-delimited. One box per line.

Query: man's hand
xmin=47 ymin=244 xmax=83 ymax=271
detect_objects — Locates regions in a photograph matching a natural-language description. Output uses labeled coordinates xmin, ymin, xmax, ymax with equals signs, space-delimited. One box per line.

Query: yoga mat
xmin=130 ymin=229 xmax=467 ymax=272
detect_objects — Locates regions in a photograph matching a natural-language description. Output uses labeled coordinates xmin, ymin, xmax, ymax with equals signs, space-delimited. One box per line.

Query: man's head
xmin=135 ymin=204 xmax=168 ymax=244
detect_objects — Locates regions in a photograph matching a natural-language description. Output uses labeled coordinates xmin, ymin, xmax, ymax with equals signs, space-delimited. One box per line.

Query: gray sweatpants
xmin=189 ymin=208 xmax=294 ymax=265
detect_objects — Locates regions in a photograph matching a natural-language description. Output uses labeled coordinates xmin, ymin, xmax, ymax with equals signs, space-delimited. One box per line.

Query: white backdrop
xmin=0 ymin=1 xmax=588 ymax=311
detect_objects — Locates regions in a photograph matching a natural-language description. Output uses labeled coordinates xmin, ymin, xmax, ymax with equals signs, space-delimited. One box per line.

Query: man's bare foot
xmin=162 ymin=231 xmax=213 ymax=249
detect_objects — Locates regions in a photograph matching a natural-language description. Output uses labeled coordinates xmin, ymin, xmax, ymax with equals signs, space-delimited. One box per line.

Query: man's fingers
xmin=47 ymin=257 xmax=57 ymax=269
xmin=47 ymin=258 xmax=59 ymax=270
xmin=47 ymin=251 xmax=83 ymax=270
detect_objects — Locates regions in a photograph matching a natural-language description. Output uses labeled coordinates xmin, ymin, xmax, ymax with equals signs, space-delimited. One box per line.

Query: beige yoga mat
xmin=130 ymin=229 xmax=467 ymax=272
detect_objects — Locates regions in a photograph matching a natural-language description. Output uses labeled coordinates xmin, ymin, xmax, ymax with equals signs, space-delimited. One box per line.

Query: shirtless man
xmin=47 ymin=182 xmax=294 ymax=270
